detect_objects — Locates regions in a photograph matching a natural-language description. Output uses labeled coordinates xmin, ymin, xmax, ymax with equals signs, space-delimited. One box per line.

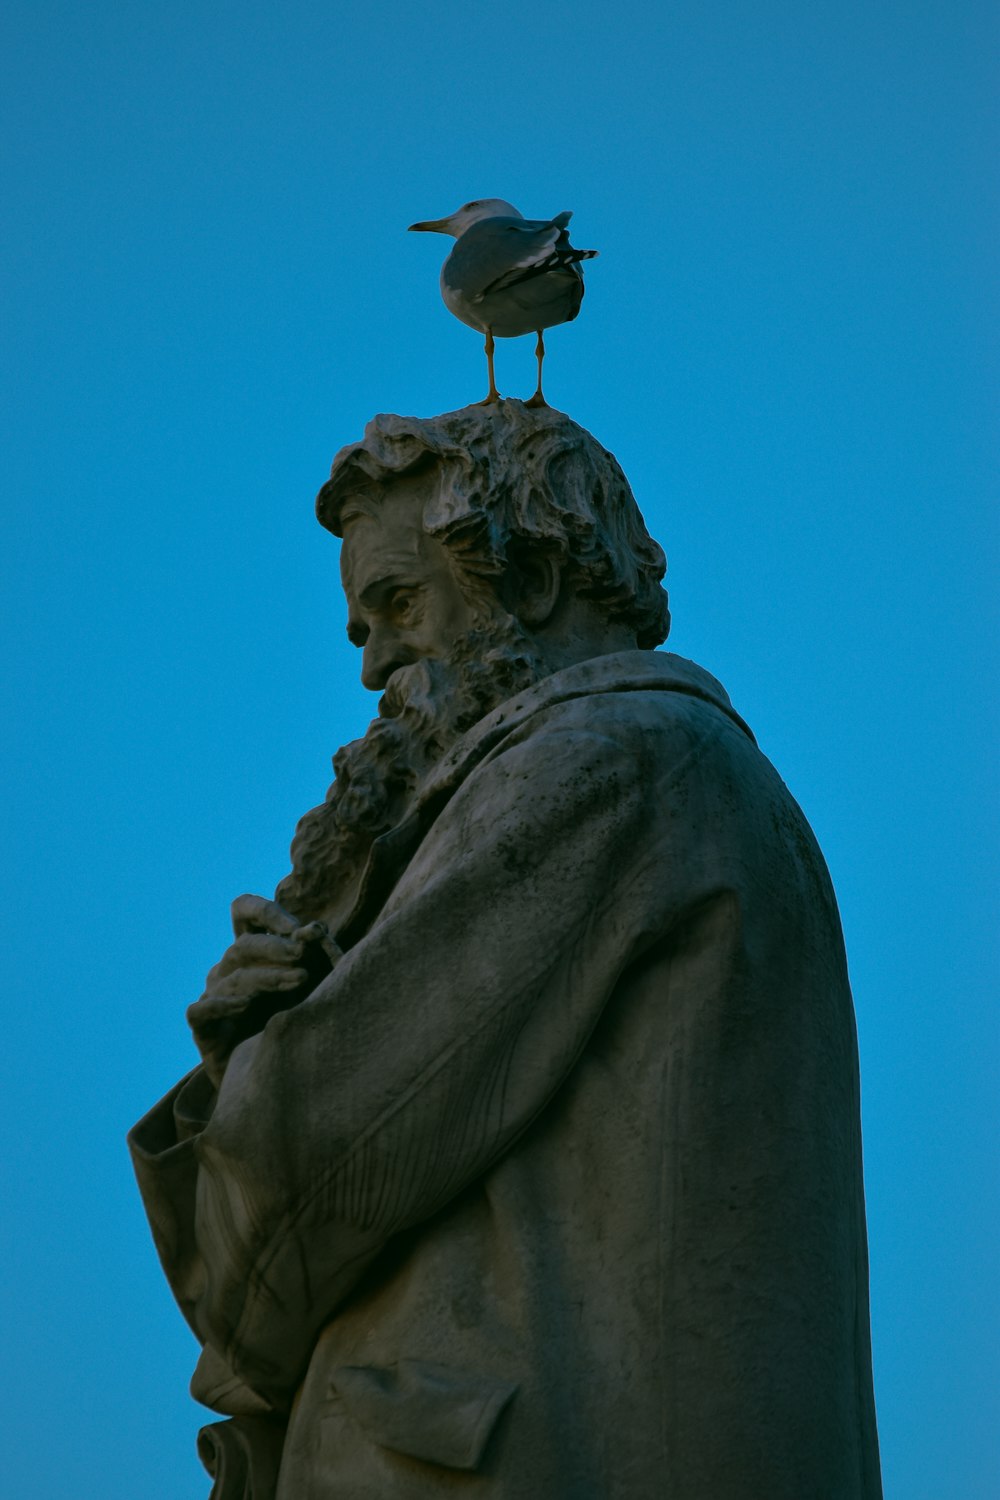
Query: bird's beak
xmin=408 ymin=217 xmax=452 ymax=233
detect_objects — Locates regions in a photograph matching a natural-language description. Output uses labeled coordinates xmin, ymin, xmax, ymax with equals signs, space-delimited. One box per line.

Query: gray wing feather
xmin=444 ymin=215 xmax=588 ymax=301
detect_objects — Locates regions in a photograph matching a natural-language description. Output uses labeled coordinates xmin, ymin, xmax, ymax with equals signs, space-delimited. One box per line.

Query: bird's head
xmin=408 ymin=199 xmax=522 ymax=237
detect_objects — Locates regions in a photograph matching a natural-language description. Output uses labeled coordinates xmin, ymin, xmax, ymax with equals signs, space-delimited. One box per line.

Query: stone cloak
xmin=130 ymin=650 xmax=881 ymax=1498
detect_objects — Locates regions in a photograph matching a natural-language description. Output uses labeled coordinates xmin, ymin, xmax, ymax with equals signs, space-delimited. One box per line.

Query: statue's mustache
xmin=377 ymin=659 xmax=438 ymax=721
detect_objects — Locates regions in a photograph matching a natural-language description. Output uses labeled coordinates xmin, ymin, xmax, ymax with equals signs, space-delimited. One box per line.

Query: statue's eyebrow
xmin=356 ymin=572 xmax=419 ymax=609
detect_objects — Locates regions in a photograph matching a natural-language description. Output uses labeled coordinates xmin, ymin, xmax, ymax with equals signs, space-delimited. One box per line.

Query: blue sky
xmin=2 ymin=2 xmax=996 ymax=1495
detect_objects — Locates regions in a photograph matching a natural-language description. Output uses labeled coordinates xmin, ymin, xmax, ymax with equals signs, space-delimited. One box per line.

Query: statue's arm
xmin=132 ymin=711 xmax=669 ymax=1401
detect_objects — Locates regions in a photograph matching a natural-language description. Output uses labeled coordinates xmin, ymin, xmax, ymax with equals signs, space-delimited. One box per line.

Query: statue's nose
xmin=361 ymin=629 xmax=414 ymax=691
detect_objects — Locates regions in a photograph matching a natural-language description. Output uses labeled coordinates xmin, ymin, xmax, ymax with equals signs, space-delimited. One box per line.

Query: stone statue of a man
xmin=130 ymin=403 xmax=882 ymax=1499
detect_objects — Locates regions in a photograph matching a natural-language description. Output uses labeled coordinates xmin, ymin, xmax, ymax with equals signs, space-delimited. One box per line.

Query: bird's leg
xmin=476 ymin=328 xmax=502 ymax=405
xmin=525 ymin=330 xmax=548 ymax=408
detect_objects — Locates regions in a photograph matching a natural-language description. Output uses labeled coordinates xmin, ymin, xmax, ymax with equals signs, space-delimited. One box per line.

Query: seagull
xmin=408 ymin=198 xmax=598 ymax=407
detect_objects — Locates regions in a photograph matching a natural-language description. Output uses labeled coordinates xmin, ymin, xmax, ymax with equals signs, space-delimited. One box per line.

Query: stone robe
xmin=129 ymin=650 xmax=882 ymax=1498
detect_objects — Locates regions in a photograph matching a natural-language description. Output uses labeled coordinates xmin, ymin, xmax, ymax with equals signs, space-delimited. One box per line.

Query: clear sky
xmin=2 ymin=2 xmax=996 ymax=1495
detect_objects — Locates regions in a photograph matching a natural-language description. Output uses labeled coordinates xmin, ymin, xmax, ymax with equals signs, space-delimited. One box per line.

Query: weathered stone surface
xmin=130 ymin=401 xmax=881 ymax=1497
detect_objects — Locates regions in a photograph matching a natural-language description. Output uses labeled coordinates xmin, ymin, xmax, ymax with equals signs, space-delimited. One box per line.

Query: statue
xmin=130 ymin=402 xmax=882 ymax=1498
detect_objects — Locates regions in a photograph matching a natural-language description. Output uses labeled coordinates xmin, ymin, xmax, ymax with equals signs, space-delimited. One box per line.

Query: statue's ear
xmin=504 ymin=543 xmax=561 ymax=627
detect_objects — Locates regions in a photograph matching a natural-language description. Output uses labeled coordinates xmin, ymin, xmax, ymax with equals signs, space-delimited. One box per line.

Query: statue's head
xmin=278 ymin=406 xmax=670 ymax=928
xmin=317 ymin=403 xmax=670 ymax=691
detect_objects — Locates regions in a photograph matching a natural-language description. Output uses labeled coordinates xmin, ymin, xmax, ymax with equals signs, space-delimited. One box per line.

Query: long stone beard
xmin=274 ymin=618 xmax=545 ymax=935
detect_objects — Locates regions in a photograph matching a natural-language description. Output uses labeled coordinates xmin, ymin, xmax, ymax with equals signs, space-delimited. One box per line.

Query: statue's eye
xmin=389 ymin=588 xmax=417 ymax=621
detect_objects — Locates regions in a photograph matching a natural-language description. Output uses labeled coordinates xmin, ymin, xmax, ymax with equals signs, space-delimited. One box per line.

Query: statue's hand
xmin=187 ymin=895 xmax=341 ymax=1089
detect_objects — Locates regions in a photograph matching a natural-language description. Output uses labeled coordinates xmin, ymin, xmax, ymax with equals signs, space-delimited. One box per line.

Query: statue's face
xmin=340 ymin=476 xmax=484 ymax=691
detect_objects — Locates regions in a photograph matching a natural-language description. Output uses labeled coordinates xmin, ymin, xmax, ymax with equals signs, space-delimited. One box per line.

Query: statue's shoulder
xmin=502 ymin=650 xmax=754 ymax=748
xmin=438 ymin=652 xmax=754 ymax=807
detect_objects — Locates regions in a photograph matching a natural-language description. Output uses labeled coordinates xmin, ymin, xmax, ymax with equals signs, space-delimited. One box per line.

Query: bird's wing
xmin=476 ymin=214 xmax=595 ymax=298
xmin=476 ymin=239 xmax=597 ymax=299
xmin=478 ymin=225 xmax=562 ymax=292
xmin=440 ymin=219 xmax=560 ymax=297
xmin=444 ymin=217 xmax=579 ymax=301
xmin=508 ymin=211 xmax=572 ymax=233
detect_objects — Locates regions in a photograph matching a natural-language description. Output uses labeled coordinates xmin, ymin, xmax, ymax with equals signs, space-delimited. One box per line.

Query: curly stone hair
xmin=316 ymin=402 xmax=670 ymax=648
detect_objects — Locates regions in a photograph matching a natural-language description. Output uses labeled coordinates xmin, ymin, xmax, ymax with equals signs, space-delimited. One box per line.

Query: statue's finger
xmin=294 ymin=920 xmax=344 ymax=964
xmin=210 ymin=933 xmax=304 ymax=979
xmin=196 ymin=965 xmax=310 ymax=1010
xmin=187 ymin=992 xmax=251 ymax=1029
xmin=230 ymin=893 xmax=300 ymax=938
